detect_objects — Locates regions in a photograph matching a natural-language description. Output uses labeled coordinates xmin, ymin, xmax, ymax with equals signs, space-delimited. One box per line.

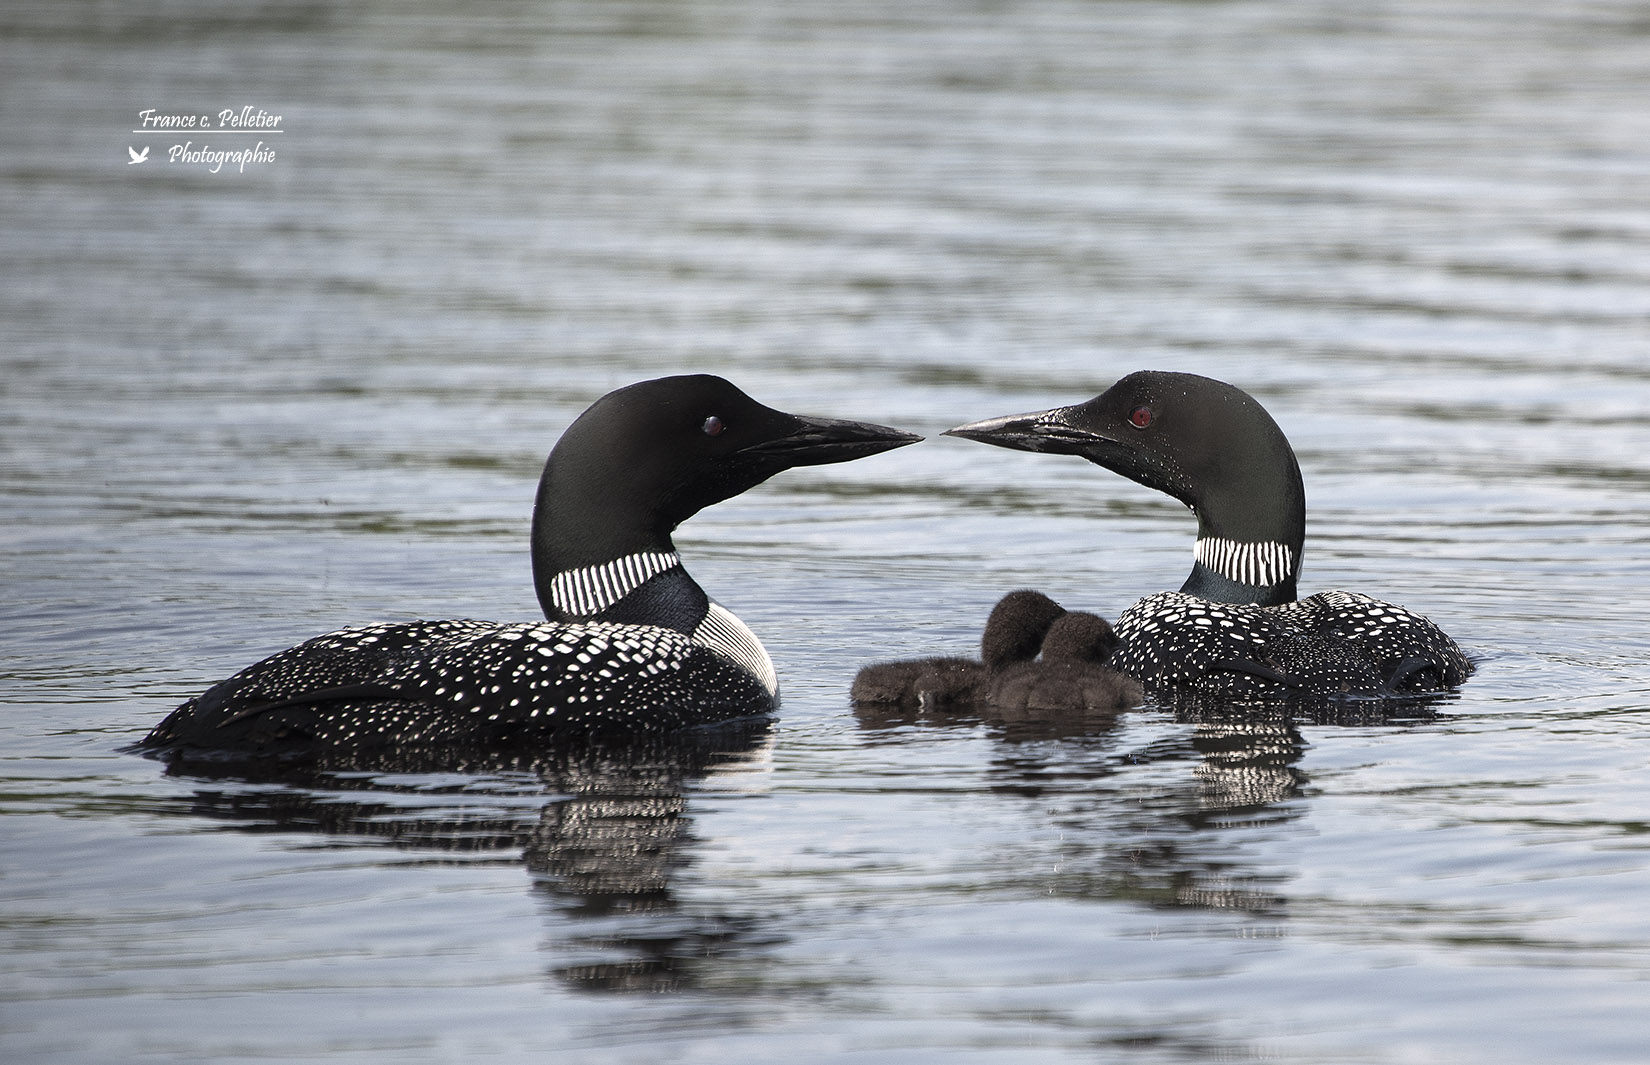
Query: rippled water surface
xmin=4 ymin=1 xmax=1650 ymax=1062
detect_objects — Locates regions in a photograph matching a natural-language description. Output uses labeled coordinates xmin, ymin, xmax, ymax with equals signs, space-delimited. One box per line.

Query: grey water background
xmin=4 ymin=0 xmax=1649 ymax=1061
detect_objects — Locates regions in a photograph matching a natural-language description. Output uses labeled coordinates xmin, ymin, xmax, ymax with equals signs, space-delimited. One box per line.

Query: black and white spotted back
xmin=1112 ymin=590 xmax=1471 ymax=698
xmin=147 ymin=616 xmax=778 ymax=755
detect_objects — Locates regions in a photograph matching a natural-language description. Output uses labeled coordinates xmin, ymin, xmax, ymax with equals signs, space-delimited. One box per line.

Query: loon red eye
xmin=1129 ymin=405 xmax=1154 ymax=429
xmin=701 ymin=415 xmax=725 ymax=437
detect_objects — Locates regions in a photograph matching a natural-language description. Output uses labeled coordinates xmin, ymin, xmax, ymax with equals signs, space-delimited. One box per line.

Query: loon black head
xmin=532 ymin=375 xmax=920 ymax=624
xmin=945 ymin=370 xmax=1305 ymax=608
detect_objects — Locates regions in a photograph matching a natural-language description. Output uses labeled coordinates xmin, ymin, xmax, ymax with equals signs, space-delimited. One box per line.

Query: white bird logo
xmin=128 ymin=146 xmax=149 ymax=164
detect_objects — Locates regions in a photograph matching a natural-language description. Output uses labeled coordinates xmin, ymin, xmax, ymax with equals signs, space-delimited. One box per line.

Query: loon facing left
xmin=138 ymin=375 xmax=920 ymax=761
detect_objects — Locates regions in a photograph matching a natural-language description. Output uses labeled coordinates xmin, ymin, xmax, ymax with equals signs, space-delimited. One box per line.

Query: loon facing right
xmin=946 ymin=371 xmax=1472 ymax=699
xmin=139 ymin=375 xmax=919 ymax=761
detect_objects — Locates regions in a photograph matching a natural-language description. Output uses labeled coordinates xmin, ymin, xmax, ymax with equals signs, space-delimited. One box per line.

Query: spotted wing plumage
xmin=145 ymin=619 xmax=776 ymax=755
xmin=1111 ymin=590 xmax=1472 ymax=698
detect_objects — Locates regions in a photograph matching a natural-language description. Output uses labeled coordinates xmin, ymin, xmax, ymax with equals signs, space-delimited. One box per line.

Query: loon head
xmin=946 ymin=370 xmax=1305 ymax=607
xmin=532 ymin=374 xmax=920 ymax=622
xmin=979 ymin=590 xmax=1068 ymax=669
xmin=1038 ymin=612 xmax=1120 ymax=664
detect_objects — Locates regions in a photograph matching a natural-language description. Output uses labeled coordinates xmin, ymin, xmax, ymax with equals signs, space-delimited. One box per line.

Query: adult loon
xmin=139 ymin=375 xmax=919 ymax=758
xmin=945 ymin=370 xmax=1471 ymax=698
xmin=851 ymin=589 xmax=1142 ymax=711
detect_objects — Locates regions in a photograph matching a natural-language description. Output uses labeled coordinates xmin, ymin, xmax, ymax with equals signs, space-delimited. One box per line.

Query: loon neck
xmin=1178 ymin=441 xmax=1306 ymax=607
xmin=1181 ymin=538 xmax=1299 ymax=607
xmin=530 ymin=460 xmax=706 ymax=630
xmin=536 ymin=548 xmax=710 ymax=633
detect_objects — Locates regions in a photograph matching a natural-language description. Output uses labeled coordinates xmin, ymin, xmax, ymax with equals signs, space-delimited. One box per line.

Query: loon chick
xmin=980 ymin=589 xmax=1071 ymax=669
xmin=140 ymin=375 xmax=920 ymax=758
xmin=850 ymin=590 xmax=1064 ymax=709
xmin=987 ymin=610 xmax=1144 ymax=712
xmin=851 ymin=590 xmax=1138 ymax=711
xmin=946 ymin=370 xmax=1472 ymax=698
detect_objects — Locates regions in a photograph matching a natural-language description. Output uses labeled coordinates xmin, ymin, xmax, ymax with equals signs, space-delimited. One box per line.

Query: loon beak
xmin=947 ymin=401 xmax=1191 ymax=507
xmin=742 ymin=414 xmax=922 ymax=467
xmin=943 ymin=406 xmax=1099 ymax=455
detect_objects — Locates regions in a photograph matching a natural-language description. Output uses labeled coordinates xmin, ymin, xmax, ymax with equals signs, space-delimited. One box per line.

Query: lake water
xmin=4 ymin=0 xmax=1649 ymax=1061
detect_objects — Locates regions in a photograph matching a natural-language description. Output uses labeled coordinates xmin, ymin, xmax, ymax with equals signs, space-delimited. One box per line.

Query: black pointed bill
xmin=943 ymin=407 xmax=1101 ymax=456
xmin=947 ymin=401 xmax=1197 ymax=512
xmin=742 ymin=415 xmax=922 ymax=467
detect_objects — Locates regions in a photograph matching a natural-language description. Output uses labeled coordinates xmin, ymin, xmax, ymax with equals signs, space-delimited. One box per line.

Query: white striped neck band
xmin=1193 ymin=537 xmax=1296 ymax=588
xmin=548 ymin=550 xmax=682 ymax=617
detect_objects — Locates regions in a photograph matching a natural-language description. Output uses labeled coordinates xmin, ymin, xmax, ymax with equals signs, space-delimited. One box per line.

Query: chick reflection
xmin=855 ymin=673 xmax=1446 ymax=917
xmin=853 ymin=688 xmax=1304 ymax=915
xmin=152 ymin=724 xmax=774 ymax=994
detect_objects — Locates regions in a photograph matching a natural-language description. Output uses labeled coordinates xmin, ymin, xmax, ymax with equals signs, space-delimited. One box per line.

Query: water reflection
xmin=853 ymin=694 xmax=1324 ymax=806
xmin=1188 ymin=714 xmax=1305 ymax=815
xmin=150 ymin=724 xmax=775 ymax=994
xmin=855 ymin=695 xmax=1442 ymax=916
